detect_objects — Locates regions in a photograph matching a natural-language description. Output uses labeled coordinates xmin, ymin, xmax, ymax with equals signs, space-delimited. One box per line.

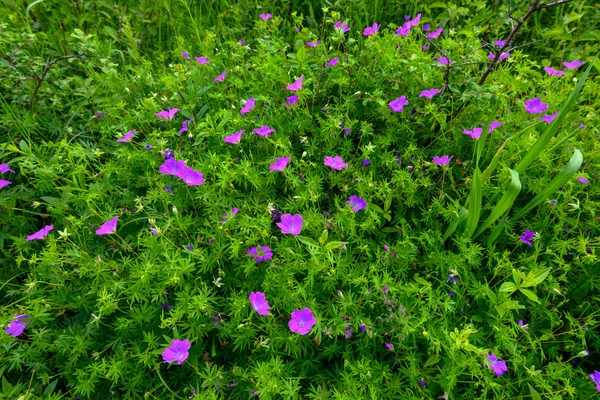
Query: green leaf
xmin=476 ymin=97 xmax=499 ymax=166
xmin=499 ymin=282 xmax=517 ymax=294
xmin=528 ymin=384 xmax=542 ymax=400
xmin=296 ymin=46 xmax=306 ymax=64
xmin=533 ymin=267 xmax=552 ymax=285
xmin=520 ymin=288 xmax=540 ymax=304
xmin=474 ymin=169 xmax=521 ymax=239
xmin=297 ymin=235 xmax=320 ymax=249
xmin=443 ymin=207 xmax=468 ymax=241
xmin=465 ymin=167 xmax=482 ymax=238
xmin=324 ymin=241 xmax=344 ymax=251
xmin=513 ymin=149 xmax=583 ymax=221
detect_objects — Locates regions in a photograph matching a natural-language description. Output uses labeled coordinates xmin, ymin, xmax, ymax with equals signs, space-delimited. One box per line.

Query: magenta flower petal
xmin=437 ymin=57 xmax=453 ymax=65
xmin=178 ymin=168 xmax=204 ymax=186
xmin=589 ymin=371 xmax=600 ymax=392
xmin=253 ymin=126 xmax=275 ymax=137
xmin=26 ymin=225 xmax=54 ymax=241
xmin=224 ymin=130 xmax=244 ymax=144
xmin=363 ymin=23 xmax=380 ymax=36
xmin=485 ymin=353 xmax=508 ymax=376
xmin=388 ymin=96 xmax=409 ymax=112
xmin=5 ymin=314 xmax=29 ymax=337
xmin=286 ymin=76 xmax=303 ymax=91
xmin=488 ymin=52 xmax=510 ymax=61
xmin=270 ymin=156 xmax=290 ymax=171
xmin=213 ymin=71 xmax=227 ymax=82
xmin=463 ymin=127 xmax=483 ymax=140
xmin=538 ymin=111 xmax=559 ymax=124
xmin=277 ymin=213 xmax=303 ymax=236
xmin=181 ymin=51 xmax=190 ymax=59
xmin=285 ymin=95 xmax=299 ymax=107
xmin=249 ymin=292 xmax=271 ymax=315
xmin=426 ymin=27 xmax=442 ymax=39
xmin=0 ymin=180 xmax=12 ymax=189
xmin=326 ymin=57 xmax=340 ymax=67
xmin=159 ymin=158 xmax=188 ymax=176
xmin=346 ymin=195 xmax=367 ymax=212
xmin=324 ymin=156 xmax=348 ymax=170
xmin=155 ymin=108 xmax=179 ymax=120
xmin=524 ymin=98 xmax=548 ymax=115
xmin=96 ymin=216 xmax=119 ymax=236
xmin=195 ymin=57 xmax=210 ymax=65
xmin=419 ymin=89 xmax=441 ymax=99
xmin=247 ymin=246 xmax=273 ymax=263
xmin=259 ymin=13 xmax=272 ymax=21
xmin=179 ymin=119 xmax=194 ymax=134
xmin=488 ymin=121 xmax=504 ymax=132
xmin=117 ymin=129 xmax=134 ymax=143
xmin=577 ymin=176 xmax=589 ymax=185
xmin=544 ymin=67 xmax=565 ymax=76
xmin=162 ymin=339 xmax=191 ymax=365
xmin=288 ymin=308 xmax=316 ymax=335
xmin=240 ymin=98 xmax=255 ymax=115
xmin=520 ymin=229 xmax=535 ymax=246
xmin=563 ymin=60 xmax=584 ymax=70
xmin=433 ymin=155 xmax=453 ymax=166
xmin=494 ymin=40 xmax=506 ymax=47
xmin=0 ymin=164 xmax=15 ymax=174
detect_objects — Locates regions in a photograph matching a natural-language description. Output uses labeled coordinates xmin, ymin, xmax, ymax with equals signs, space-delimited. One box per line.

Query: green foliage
xmin=1 ymin=0 xmax=599 ymax=399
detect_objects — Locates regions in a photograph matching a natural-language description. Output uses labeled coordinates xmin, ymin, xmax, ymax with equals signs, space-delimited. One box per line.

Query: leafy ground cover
xmin=1 ymin=0 xmax=599 ymax=398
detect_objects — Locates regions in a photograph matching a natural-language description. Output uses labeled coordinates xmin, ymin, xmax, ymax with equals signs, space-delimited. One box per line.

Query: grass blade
xmin=465 ymin=167 xmax=482 ymax=238
xmin=474 ymin=169 xmax=521 ymax=239
xmin=443 ymin=207 xmax=468 ymax=241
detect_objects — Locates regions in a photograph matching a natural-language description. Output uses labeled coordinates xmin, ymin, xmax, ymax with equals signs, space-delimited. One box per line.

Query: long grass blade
xmin=443 ymin=207 xmax=468 ymax=241
xmin=465 ymin=167 xmax=482 ymax=238
xmin=474 ymin=169 xmax=521 ymax=239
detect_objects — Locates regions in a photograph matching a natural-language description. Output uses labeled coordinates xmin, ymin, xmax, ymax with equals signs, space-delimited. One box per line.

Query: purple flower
xmin=334 ymin=21 xmax=350 ymax=33
xmin=179 ymin=119 xmax=194 ymax=134
xmin=26 ymin=225 xmax=54 ymax=241
xmin=270 ymin=156 xmax=290 ymax=171
xmin=362 ymin=159 xmax=370 ymax=167
xmin=489 ymin=121 xmax=504 ymax=132
xmin=524 ymin=98 xmax=548 ymax=115
xmin=145 ymin=144 xmax=153 ymax=150
xmin=249 ymin=292 xmax=271 ymax=315
xmin=563 ymin=60 xmax=584 ymax=70
xmin=463 ymin=127 xmax=483 ymax=140
xmin=240 ymin=98 xmax=255 ymax=115
xmin=165 ymin=186 xmax=173 ymax=195
xmin=285 ymin=95 xmax=298 ymax=107
xmin=155 ymin=108 xmax=179 ymax=120
xmin=544 ymin=67 xmax=565 ymax=76
xmin=231 ymin=207 xmax=239 ymax=215
xmin=0 ymin=164 xmax=15 ymax=174
xmin=485 ymin=354 xmax=508 ymax=376
xmin=326 ymin=57 xmax=340 ymax=67
xmin=396 ymin=23 xmax=411 ymax=36
xmin=195 ymin=56 xmax=210 ymax=65
xmin=288 ymin=308 xmax=316 ymax=335
xmin=247 ymin=246 xmax=273 ymax=263
xmin=324 ymin=156 xmax=348 ymax=170
xmin=96 ymin=216 xmax=118 ymax=236
xmin=433 ymin=155 xmax=453 ymax=166
xmin=184 ymin=245 xmax=194 ymax=251
xmin=520 ymin=229 xmax=535 ymax=246
xmin=437 ymin=57 xmax=453 ymax=65
xmin=213 ymin=71 xmax=227 ymax=82
xmin=163 ymin=148 xmax=174 ymax=160
xmin=150 ymin=228 xmax=158 ymax=235
xmin=307 ymin=40 xmax=321 ymax=47
xmin=209 ymin=238 xmax=214 ymax=243
xmin=383 ymin=285 xmax=389 ymax=292
xmin=423 ymin=23 xmax=431 ymax=31
xmin=590 ymin=371 xmax=600 ymax=392
xmin=549 ymin=199 xmax=557 ymax=207
xmin=286 ymin=76 xmax=303 ymax=91
xmin=449 ymin=290 xmax=455 ymax=297
xmin=238 ymin=40 xmax=245 ymax=45
xmin=159 ymin=158 xmax=188 ymax=176
xmin=162 ymin=339 xmax=191 ymax=365
xmin=363 ymin=23 xmax=380 ymax=36
xmin=539 ymin=111 xmax=559 ymax=124
xmin=277 ymin=213 xmax=303 ymax=236
xmin=419 ymin=88 xmax=441 ymax=99
xmin=577 ymin=176 xmax=589 ymax=185
xmin=494 ymin=39 xmax=506 ymax=47
xmin=344 ymin=324 xmax=352 ymax=339
xmin=224 ymin=130 xmax=244 ymax=144
xmin=346 ymin=195 xmax=367 ymax=212
xmin=488 ymin=52 xmax=510 ymax=61
xmin=181 ymin=51 xmax=190 ymax=59
xmin=385 ymin=343 xmax=394 ymax=350
xmin=422 ymin=44 xmax=429 ymax=51
xmin=383 ymin=245 xmax=389 ymax=251
xmin=179 ymin=168 xmax=204 ymax=186
xmin=5 ymin=314 xmax=28 ymax=337
xmin=253 ymin=126 xmax=275 ymax=137
xmin=447 ymin=274 xmax=458 ymax=285
xmin=418 ymin=380 xmax=426 ymax=387
xmin=117 ymin=129 xmax=134 ymax=143
xmin=426 ymin=27 xmax=442 ymax=39
xmin=259 ymin=13 xmax=272 ymax=21
xmin=389 ymin=96 xmax=409 ymax=112
xmin=359 ymin=324 xmax=367 ymax=332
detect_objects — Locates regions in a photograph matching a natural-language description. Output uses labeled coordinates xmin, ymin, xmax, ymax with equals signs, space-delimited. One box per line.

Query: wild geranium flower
xmin=288 ymin=308 xmax=316 ymax=335
xmin=238 ymin=40 xmax=245 ymax=45
xmin=285 ymin=95 xmax=298 ymax=107
xmin=26 ymin=225 xmax=54 ymax=241
xmin=96 ymin=216 xmax=118 ymax=236
xmin=563 ymin=60 xmax=584 ymax=70
xmin=249 ymin=292 xmax=271 ymax=315
xmin=195 ymin=56 xmax=210 ymax=65
xmin=437 ymin=57 xmax=453 ymax=65
xmin=463 ymin=127 xmax=483 ymax=139
xmin=162 ymin=339 xmax=190 ymax=365
xmin=396 ymin=22 xmax=411 ymax=36
xmin=520 ymin=229 xmax=535 ymax=246
xmin=181 ymin=51 xmax=190 ymax=59
xmin=247 ymin=246 xmax=273 ymax=263
xmin=213 ymin=71 xmax=227 ymax=82
xmin=485 ymin=354 xmax=508 ymax=376
xmin=419 ymin=88 xmax=441 ymax=98
xmin=589 ymin=371 xmax=600 ymax=392
xmin=224 ymin=130 xmax=243 ymax=144
xmin=324 ymin=156 xmax=348 ymax=170
xmin=423 ymin=23 xmax=431 ymax=31
xmin=159 ymin=158 xmax=188 ymax=176
xmin=253 ymin=126 xmax=275 ymax=137
xmin=494 ymin=39 xmax=507 ymax=47
xmin=385 ymin=343 xmax=394 ymax=350
xmin=179 ymin=168 xmax=204 ymax=186
xmin=179 ymin=119 xmax=194 ymax=134
xmin=307 ymin=40 xmax=321 ymax=47
xmin=334 ymin=21 xmax=350 ymax=33
xmin=0 ymin=180 xmax=12 ymax=189
xmin=408 ymin=13 xmax=421 ymax=27
xmin=346 ymin=195 xmax=367 ymax=212
xmin=240 ymin=98 xmax=255 ymax=115
xmin=544 ymin=67 xmax=565 ymax=76
xmin=277 ymin=213 xmax=303 ymax=236
xmin=155 ymin=108 xmax=179 ymax=120
xmin=259 ymin=13 xmax=272 ymax=20
xmin=0 ymin=164 xmax=15 ymax=174
xmin=326 ymin=57 xmax=340 ymax=66
xmin=488 ymin=121 xmax=504 ymax=132
xmin=5 ymin=314 xmax=29 ymax=337
xmin=270 ymin=156 xmax=290 ymax=171
xmin=539 ymin=111 xmax=559 ymax=124
xmin=577 ymin=176 xmax=589 ymax=185
xmin=524 ymin=98 xmax=548 ymax=114
xmin=363 ymin=23 xmax=379 ymax=36
xmin=145 ymin=144 xmax=153 ymax=150
xmin=184 ymin=245 xmax=194 ymax=251
xmin=488 ymin=52 xmax=510 ymax=61
xmin=117 ymin=129 xmax=134 ymax=143
xmin=426 ymin=27 xmax=442 ymax=39
xmin=433 ymin=155 xmax=453 ymax=166
xmin=389 ymin=96 xmax=409 ymax=112
xmin=286 ymin=76 xmax=303 ymax=91
xmin=362 ymin=159 xmax=370 ymax=166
